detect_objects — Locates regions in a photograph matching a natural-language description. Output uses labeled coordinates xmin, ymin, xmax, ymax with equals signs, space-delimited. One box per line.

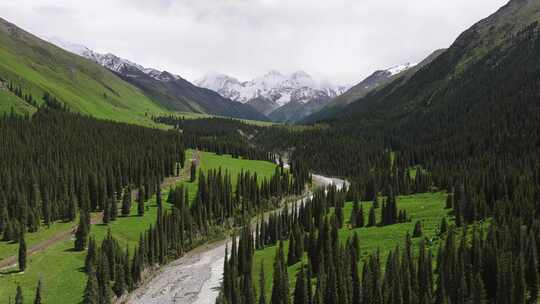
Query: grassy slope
xmin=253 ymin=192 xmax=450 ymax=297
xmin=0 ymin=150 xmax=277 ymax=303
xmin=0 ymin=18 xmax=168 ymax=127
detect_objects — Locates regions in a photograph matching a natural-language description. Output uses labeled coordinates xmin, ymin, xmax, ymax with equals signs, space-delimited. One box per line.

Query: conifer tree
xmin=137 ymin=186 xmax=145 ymax=217
xmin=439 ymin=217 xmax=448 ymax=236
xmin=271 ymin=242 xmax=289 ymax=304
xmin=75 ymin=211 xmax=89 ymax=251
xmin=85 ymin=237 xmax=97 ymax=273
xmin=18 ymin=233 xmax=27 ymax=272
xmin=156 ymin=185 xmax=162 ymax=208
xmin=373 ymin=194 xmax=379 ymax=209
xmin=470 ymin=272 xmax=487 ymax=304
xmin=367 ymin=207 xmax=376 ymax=227
xmin=113 ymin=262 xmax=126 ymax=297
xmin=350 ymin=200 xmax=359 ymax=227
xmin=259 ymin=261 xmax=267 ymax=304
xmin=293 ymin=266 xmax=308 ymax=304
xmin=110 ymin=199 xmax=118 ymax=221
xmin=34 ymin=279 xmax=43 ymax=304
xmin=102 ymin=198 xmax=110 ymax=224
xmin=412 ymin=221 xmax=423 ymax=238
xmin=121 ymin=188 xmax=131 ymax=217
xmin=83 ymin=265 xmax=99 ymax=304
xmin=15 ymin=285 xmax=23 ymax=304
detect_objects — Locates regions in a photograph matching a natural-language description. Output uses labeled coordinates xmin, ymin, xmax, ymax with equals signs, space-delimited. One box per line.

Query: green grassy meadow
xmin=253 ymin=192 xmax=451 ymax=298
xmin=0 ymin=150 xmax=277 ymax=303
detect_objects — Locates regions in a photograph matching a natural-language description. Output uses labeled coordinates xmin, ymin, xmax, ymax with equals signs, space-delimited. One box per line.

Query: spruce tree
xmin=367 ymin=207 xmax=376 ymax=227
xmin=18 ymin=233 xmax=27 ymax=272
xmin=293 ymin=266 xmax=308 ymax=304
xmin=15 ymin=285 xmax=23 ymax=304
xmin=75 ymin=211 xmax=89 ymax=251
xmin=137 ymin=186 xmax=145 ymax=217
xmin=350 ymin=200 xmax=359 ymax=227
xmin=34 ymin=279 xmax=43 ymax=304
xmin=470 ymin=272 xmax=487 ymax=304
xmin=110 ymin=199 xmax=118 ymax=221
xmin=102 ymin=198 xmax=110 ymax=224
xmin=357 ymin=204 xmax=365 ymax=228
xmin=85 ymin=237 xmax=97 ymax=273
xmin=439 ymin=217 xmax=448 ymax=236
xmin=83 ymin=264 xmax=99 ymax=304
xmin=259 ymin=261 xmax=266 ymax=304
xmin=412 ymin=221 xmax=423 ymax=238
xmin=121 ymin=188 xmax=131 ymax=217
xmin=113 ymin=262 xmax=126 ymax=297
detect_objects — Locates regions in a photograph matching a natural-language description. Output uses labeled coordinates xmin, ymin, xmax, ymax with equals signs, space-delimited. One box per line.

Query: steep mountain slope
xmin=336 ymin=0 xmax=540 ymax=126
xmin=47 ymin=38 xmax=267 ymax=121
xmin=0 ymin=18 xmax=166 ymax=126
xmin=302 ymin=51 xmax=445 ymax=123
xmin=196 ymin=71 xmax=347 ymax=121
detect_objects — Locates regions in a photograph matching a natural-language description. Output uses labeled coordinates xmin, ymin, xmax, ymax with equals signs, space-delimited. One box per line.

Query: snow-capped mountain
xmin=45 ymin=36 xmax=179 ymax=82
xmin=44 ymin=36 xmax=268 ymax=121
xmin=302 ymin=51 xmax=446 ymax=123
xmin=196 ymin=71 xmax=348 ymax=115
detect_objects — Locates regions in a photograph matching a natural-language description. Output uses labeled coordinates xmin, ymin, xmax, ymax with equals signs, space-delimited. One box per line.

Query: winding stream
xmin=125 ymin=173 xmax=347 ymax=304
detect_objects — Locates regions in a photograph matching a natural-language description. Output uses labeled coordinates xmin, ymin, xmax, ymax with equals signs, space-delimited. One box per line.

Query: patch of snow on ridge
xmin=387 ymin=62 xmax=418 ymax=76
xmin=44 ymin=36 xmax=180 ymax=82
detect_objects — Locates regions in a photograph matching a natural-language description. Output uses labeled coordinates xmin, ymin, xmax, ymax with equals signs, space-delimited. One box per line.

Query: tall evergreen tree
xmin=83 ymin=265 xmax=99 ymax=304
xmin=18 ymin=233 xmax=27 ymax=272
xmin=137 ymin=186 xmax=145 ymax=217
xmin=367 ymin=207 xmax=376 ymax=227
xmin=15 ymin=285 xmax=23 ymax=304
xmin=121 ymin=188 xmax=132 ymax=217
xmin=75 ymin=211 xmax=89 ymax=251
xmin=34 ymin=279 xmax=43 ymax=304
xmin=293 ymin=266 xmax=308 ymax=304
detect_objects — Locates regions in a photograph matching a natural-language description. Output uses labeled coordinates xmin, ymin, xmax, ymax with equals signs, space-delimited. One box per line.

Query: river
xmin=124 ymin=173 xmax=347 ymax=304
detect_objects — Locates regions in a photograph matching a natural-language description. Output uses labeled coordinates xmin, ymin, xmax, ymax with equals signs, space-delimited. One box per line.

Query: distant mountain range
xmin=44 ymin=37 xmax=267 ymax=121
xmin=195 ymin=71 xmax=349 ymax=122
xmin=196 ymin=62 xmax=423 ymax=123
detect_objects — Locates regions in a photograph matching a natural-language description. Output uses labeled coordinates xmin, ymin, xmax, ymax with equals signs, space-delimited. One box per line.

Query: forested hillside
xmin=0 ymin=18 xmax=170 ymax=126
xmin=171 ymin=1 xmax=540 ymax=303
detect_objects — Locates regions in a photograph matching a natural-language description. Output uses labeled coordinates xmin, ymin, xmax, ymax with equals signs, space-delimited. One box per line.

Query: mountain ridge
xmin=45 ymin=36 xmax=268 ymax=121
xmin=196 ymin=70 xmax=348 ymax=121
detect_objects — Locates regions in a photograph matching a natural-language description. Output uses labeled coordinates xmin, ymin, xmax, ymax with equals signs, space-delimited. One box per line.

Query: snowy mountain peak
xmin=44 ymin=36 xmax=179 ymax=82
xmin=196 ymin=71 xmax=348 ymax=110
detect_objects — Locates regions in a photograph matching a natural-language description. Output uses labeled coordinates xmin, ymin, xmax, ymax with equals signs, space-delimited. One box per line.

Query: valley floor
xmin=0 ymin=150 xmax=277 ymax=303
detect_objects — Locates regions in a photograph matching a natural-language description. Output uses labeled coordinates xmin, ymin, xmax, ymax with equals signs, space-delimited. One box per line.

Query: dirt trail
xmin=0 ymin=151 xmax=200 ymax=271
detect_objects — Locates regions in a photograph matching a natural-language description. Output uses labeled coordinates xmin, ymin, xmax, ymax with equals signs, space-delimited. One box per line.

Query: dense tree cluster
xmin=0 ymin=108 xmax=185 ymax=246
xmin=216 ymin=22 xmax=540 ymax=304
xmin=154 ymin=116 xmax=277 ymax=161
xmin=83 ymin=155 xmax=309 ymax=303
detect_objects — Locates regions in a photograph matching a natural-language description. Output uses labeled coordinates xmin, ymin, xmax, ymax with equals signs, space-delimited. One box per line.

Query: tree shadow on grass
xmin=0 ymin=269 xmax=21 ymax=275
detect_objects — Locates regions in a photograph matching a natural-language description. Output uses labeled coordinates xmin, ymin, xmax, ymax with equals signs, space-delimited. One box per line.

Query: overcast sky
xmin=1 ymin=0 xmax=508 ymax=85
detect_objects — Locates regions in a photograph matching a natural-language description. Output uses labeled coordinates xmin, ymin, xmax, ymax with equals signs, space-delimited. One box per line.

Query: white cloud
xmin=0 ymin=0 xmax=509 ymax=84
